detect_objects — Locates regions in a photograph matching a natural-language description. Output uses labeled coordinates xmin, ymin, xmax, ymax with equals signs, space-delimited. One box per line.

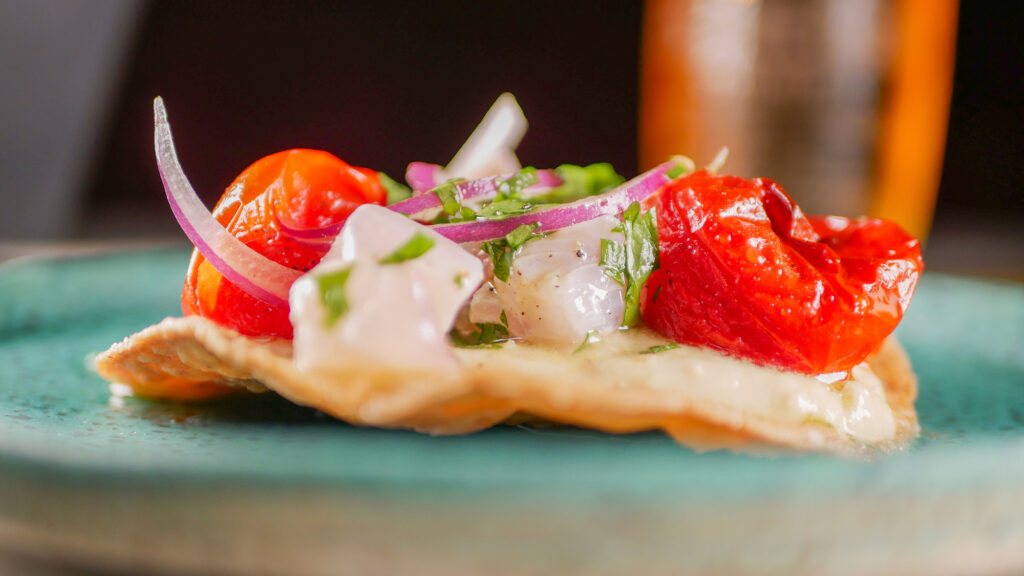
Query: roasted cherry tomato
xmin=182 ymin=149 xmax=386 ymax=339
xmin=642 ymin=170 xmax=923 ymax=374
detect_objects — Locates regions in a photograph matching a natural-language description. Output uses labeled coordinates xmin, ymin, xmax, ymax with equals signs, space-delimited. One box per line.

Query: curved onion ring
xmin=273 ymin=213 xmax=336 ymax=244
xmin=405 ymin=158 xmax=558 ymax=193
xmin=272 ymin=170 xmax=564 ymax=243
xmin=390 ymin=170 xmax=561 ymax=217
xmin=154 ymin=97 xmax=300 ymax=308
xmin=154 ymin=97 xmax=684 ymax=305
xmin=429 ymin=161 xmax=679 ymax=244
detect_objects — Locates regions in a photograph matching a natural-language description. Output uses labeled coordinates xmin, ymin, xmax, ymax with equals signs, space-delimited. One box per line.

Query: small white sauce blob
xmin=470 ymin=215 xmax=626 ymax=346
xmin=290 ymin=205 xmax=484 ymax=373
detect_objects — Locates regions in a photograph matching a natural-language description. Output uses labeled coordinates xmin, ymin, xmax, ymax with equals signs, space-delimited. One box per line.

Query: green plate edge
xmin=1 ymin=248 xmax=1023 ymax=575
xmin=0 ymin=247 xmax=1020 ymax=494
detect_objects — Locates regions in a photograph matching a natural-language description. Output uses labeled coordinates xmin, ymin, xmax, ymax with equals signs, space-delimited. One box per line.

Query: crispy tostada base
xmin=95 ymin=316 xmax=919 ymax=455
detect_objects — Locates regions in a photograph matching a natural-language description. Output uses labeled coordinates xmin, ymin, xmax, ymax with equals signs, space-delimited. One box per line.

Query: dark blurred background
xmin=1 ymin=0 xmax=1021 ymax=278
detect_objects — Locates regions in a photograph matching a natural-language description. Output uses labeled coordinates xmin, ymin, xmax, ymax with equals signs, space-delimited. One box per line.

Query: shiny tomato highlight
xmin=641 ymin=170 xmax=923 ymax=375
xmin=182 ymin=149 xmax=385 ymax=339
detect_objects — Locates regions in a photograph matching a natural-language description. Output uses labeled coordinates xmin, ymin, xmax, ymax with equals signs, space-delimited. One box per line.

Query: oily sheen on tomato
xmin=641 ymin=170 xmax=923 ymax=375
xmin=182 ymin=149 xmax=385 ymax=339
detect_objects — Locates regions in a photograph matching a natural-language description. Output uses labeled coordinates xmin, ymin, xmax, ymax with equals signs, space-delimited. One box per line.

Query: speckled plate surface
xmin=1 ymin=248 xmax=1022 ymax=576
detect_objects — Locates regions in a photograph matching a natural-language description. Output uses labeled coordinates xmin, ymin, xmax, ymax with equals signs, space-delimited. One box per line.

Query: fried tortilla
xmin=95 ymin=316 xmax=918 ymax=455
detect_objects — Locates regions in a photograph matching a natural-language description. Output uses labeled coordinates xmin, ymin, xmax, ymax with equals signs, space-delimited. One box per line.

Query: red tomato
xmin=182 ymin=149 xmax=385 ymax=339
xmin=641 ymin=170 xmax=923 ymax=374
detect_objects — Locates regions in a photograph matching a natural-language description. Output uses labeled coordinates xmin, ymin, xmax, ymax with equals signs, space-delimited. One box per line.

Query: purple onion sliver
xmin=406 ymin=162 xmax=445 ymax=192
xmin=388 ymin=170 xmax=562 ymax=218
xmin=275 ymin=213 xmax=344 ymax=241
xmin=387 ymin=190 xmax=446 ymax=216
xmin=534 ymin=170 xmax=562 ymax=188
xmin=153 ymin=97 xmax=300 ymax=308
xmin=429 ymin=162 xmax=674 ymax=244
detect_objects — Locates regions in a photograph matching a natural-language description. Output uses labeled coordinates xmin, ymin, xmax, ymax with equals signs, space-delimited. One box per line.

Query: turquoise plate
xmin=1 ymin=248 xmax=1022 ymax=575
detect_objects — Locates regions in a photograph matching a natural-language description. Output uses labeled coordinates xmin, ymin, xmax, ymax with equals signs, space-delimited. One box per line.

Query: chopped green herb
xmin=499 ymin=310 xmax=509 ymax=328
xmin=599 ymin=239 xmax=626 ymax=285
xmin=480 ymin=242 xmax=513 ymax=283
xmin=379 ymin=172 xmax=413 ymax=205
xmin=640 ymin=343 xmax=680 ymax=355
xmin=450 ymin=322 xmax=509 ymax=348
xmin=454 ymin=272 xmax=466 ymax=288
xmin=430 ymin=181 xmax=479 ymax=223
xmin=532 ymin=163 xmax=624 ymax=204
xmin=480 ymin=223 xmax=544 ymax=283
xmin=665 ymin=155 xmax=696 ymax=179
xmin=478 ymin=322 xmax=508 ymax=344
xmin=434 ymin=181 xmax=462 ymax=216
xmin=380 ymin=232 xmax=435 ymax=264
xmin=470 ymin=168 xmax=540 ymax=221
xmin=495 ymin=167 xmax=538 ymax=200
xmin=573 ymin=330 xmax=601 ymax=354
xmin=505 ymin=223 xmax=542 ymax=250
xmin=600 ymin=201 xmax=660 ymax=327
xmin=317 ymin=266 xmax=354 ymax=327
xmin=476 ymin=198 xmax=533 ymax=220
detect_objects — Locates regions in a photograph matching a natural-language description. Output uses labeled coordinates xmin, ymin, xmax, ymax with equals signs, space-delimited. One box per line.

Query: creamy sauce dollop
xmin=473 ymin=329 xmax=896 ymax=445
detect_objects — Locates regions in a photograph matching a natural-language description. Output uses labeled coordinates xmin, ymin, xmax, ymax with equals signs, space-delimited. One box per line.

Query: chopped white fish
xmin=290 ymin=205 xmax=484 ymax=372
xmin=470 ymin=216 xmax=626 ymax=345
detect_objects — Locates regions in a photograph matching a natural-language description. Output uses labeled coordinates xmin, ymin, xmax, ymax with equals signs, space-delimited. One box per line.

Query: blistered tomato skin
xmin=641 ymin=170 xmax=923 ymax=375
xmin=182 ymin=150 xmax=385 ymax=339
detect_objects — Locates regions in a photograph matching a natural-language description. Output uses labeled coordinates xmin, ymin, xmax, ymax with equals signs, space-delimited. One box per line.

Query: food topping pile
xmin=95 ymin=94 xmax=925 ymax=454
xmin=161 ymin=95 xmax=922 ymax=378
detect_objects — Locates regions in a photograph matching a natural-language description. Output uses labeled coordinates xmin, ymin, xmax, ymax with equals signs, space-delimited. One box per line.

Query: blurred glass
xmin=640 ymin=0 xmax=957 ymax=240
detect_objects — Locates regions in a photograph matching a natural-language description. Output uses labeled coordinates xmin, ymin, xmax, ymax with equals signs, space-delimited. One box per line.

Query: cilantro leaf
xmin=665 ymin=155 xmax=697 ymax=180
xmin=450 ymin=321 xmax=510 ymax=348
xmin=573 ymin=330 xmax=601 ymax=354
xmin=434 ymin=181 xmax=462 ymax=216
xmin=380 ymin=232 xmax=435 ymax=264
xmin=476 ymin=198 xmax=532 ymax=220
xmin=472 ymin=168 xmax=540 ymax=221
xmin=532 ymin=163 xmax=624 ymax=204
xmin=600 ymin=239 xmax=626 ymax=286
xmin=379 ymin=172 xmax=413 ymax=205
xmin=495 ymin=167 xmax=538 ymax=200
xmin=480 ymin=241 xmax=515 ymax=284
xmin=600 ymin=201 xmax=660 ymax=327
xmin=505 ymin=222 xmax=542 ymax=250
xmin=480 ymin=223 xmax=543 ymax=283
xmin=640 ymin=343 xmax=679 ymax=354
xmin=317 ymin=266 xmax=353 ymax=327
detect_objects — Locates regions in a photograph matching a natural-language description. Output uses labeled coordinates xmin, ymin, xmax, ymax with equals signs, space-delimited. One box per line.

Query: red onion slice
xmin=153 ymin=97 xmax=300 ymax=308
xmin=534 ymin=169 xmax=561 ymax=188
xmin=429 ymin=161 xmax=679 ymax=244
xmin=274 ymin=213 xmax=339 ymax=244
xmin=277 ymin=170 xmax=565 ymax=242
xmin=389 ymin=170 xmax=561 ymax=218
xmin=406 ymin=161 xmax=445 ymax=192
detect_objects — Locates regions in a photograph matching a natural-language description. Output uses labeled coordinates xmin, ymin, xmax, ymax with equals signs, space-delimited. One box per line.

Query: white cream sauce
xmin=563 ymin=329 xmax=896 ymax=444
